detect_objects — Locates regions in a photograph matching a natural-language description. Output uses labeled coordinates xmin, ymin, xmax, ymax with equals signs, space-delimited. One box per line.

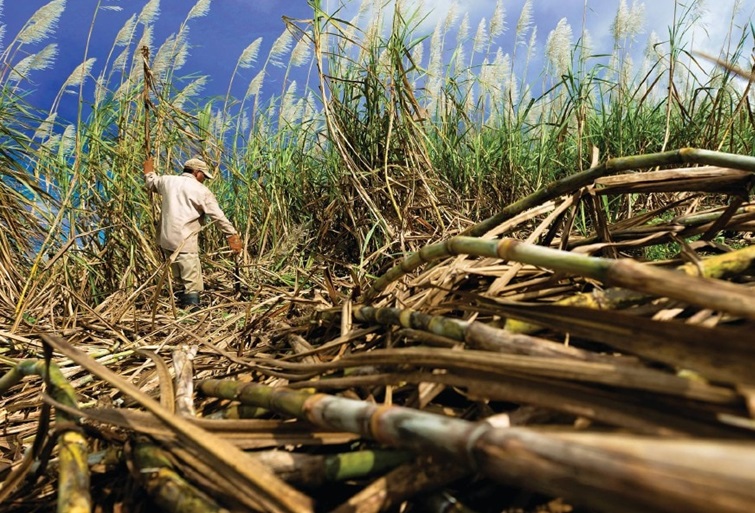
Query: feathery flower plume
xmin=217 ymin=109 xmax=234 ymax=138
xmin=151 ymin=34 xmax=176 ymax=79
xmin=290 ymin=36 xmax=311 ymax=68
xmin=580 ymin=29 xmax=593 ymax=58
xmin=301 ymin=91 xmax=317 ymax=123
xmin=375 ymin=0 xmax=387 ymax=29
xmin=455 ymin=13 xmax=469 ymax=74
xmin=625 ymin=1 xmax=645 ymax=40
xmin=280 ymin=80 xmax=299 ymax=124
xmin=608 ymin=50 xmax=619 ymax=78
xmin=112 ymin=48 xmax=129 ymax=73
xmin=238 ymin=37 xmax=262 ymax=69
xmin=462 ymin=69 xmax=475 ymax=113
xmin=114 ymin=14 xmax=137 ymax=47
xmin=138 ymin=0 xmax=160 ymax=26
xmin=93 ymin=75 xmax=106 ymax=107
xmin=155 ymin=28 xmax=189 ymax=73
xmin=426 ymin=74 xmax=442 ymax=113
xmin=409 ymin=39 xmax=424 ymax=88
xmin=427 ymin=20 xmax=443 ymax=78
xmin=479 ymin=56 xmax=491 ymax=87
xmin=489 ymin=0 xmax=506 ymax=39
xmin=0 ymin=0 xmax=6 ymax=50
xmin=484 ymin=63 xmax=501 ymax=113
xmin=319 ymin=27 xmax=330 ymax=63
xmin=341 ymin=14 xmax=359 ymax=53
xmin=174 ymin=76 xmax=207 ymax=109
xmin=545 ymin=18 xmax=572 ymax=77
xmin=493 ymin=49 xmax=511 ymax=86
xmin=135 ymin=26 xmax=154 ymax=61
xmin=356 ymin=0 xmax=371 ymax=19
xmin=173 ymin=30 xmax=189 ymax=70
xmin=33 ymin=112 xmax=57 ymax=141
xmin=41 ymin=133 xmax=61 ymax=154
xmin=472 ymin=18 xmax=488 ymax=54
xmin=269 ymin=28 xmax=293 ymax=68
xmin=690 ymin=0 xmax=708 ymax=21
xmin=377 ymin=47 xmax=391 ymax=74
xmin=410 ymin=40 xmax=423 ymax=68
xmin=130 ymin=49 xmax=145 ymax=82
xmin=207 ymin=108 xmax=222 ymax=137
xmin=526 ymin=26 xmax=537 ymax=63
xmin=255 ymin=115 xmax=269 ymax=140
xmin=457 ymin=13 xmax=470 ymax=43
xmin=60 ymin=124 xmax=75 ymax=156
xmin=620 ymin=53 xmax=634 ymax=86
xmin=638 ymin=29 xmax=661 ymax=94
xmin=238 ymin=111 xmax=249 ymax=135
xmin=187 ymin=0 xmax=211 ymax=21
xmin=507 ymin=69 xmax=519 ymax=107
xmin=515 ymin=0 xmax=533 ymax=45
xmin=62 ymin=57 xmax=96 ymax=89
xmin=246 ymin=69 xmax=265 ymax=98
xmin=612 ymin=0 xmax=629 ymax=42
xmin=480 ymin=48 xmax=509 ymax=111
xmin=612 ymin=0 xmax=645 ymax=43
xmin=113 ymin=77 xmax=133 ymax=102
xmin=0 ymin=0 xmax=5 ymax=49
xmin=643 ymin=30 xmax=662 ymax=60
xmin=9 ymin=43 xmax=58 ymax=82
xmin=361 ymin=12 xmax=382 ymax=62
xmin=443 ymin=2 xmax=460 ymax=33
xmin=16 ymin=0 xmax=65 ymax=45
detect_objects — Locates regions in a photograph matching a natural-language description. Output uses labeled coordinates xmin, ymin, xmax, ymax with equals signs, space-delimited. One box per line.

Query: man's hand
xmin=143 ymin=156 xmax=154 ymax=174
xmin=227 ymin=234 xmax=243 ymax=254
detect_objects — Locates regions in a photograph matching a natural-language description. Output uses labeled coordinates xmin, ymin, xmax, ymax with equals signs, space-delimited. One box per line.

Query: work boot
xmin=178 ymin=291 xmax=201 ymax=313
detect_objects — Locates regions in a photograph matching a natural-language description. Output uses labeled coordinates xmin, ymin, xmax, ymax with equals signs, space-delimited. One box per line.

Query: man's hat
xmin=184 ymin=157 xmax=214 ymax=179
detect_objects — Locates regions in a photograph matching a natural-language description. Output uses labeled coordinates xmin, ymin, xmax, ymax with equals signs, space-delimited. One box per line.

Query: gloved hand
xmin=143 ymin=156 xmax=154 ymax=174
xmin=227 ymin=233 xmax=243 ymax=254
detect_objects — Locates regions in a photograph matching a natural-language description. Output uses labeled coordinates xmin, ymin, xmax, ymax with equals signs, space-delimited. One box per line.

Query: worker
xmin=143 ymin=156 xmax=242 ymax=310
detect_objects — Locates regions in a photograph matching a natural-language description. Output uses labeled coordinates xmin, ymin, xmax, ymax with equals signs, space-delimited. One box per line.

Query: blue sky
xmin=2 ymin=0 xmax=754 ymax=124
xmin=2 ymin=1 xmax=311 ymax=115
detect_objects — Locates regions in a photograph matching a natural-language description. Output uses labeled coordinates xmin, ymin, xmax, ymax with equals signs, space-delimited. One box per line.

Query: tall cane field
xmin=1 ymin=0 xmax=755 ymax=512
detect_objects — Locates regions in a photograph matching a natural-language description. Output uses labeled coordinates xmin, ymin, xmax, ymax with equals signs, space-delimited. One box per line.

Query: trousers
xmin=162 ymin=249 xmax=203 ymax=293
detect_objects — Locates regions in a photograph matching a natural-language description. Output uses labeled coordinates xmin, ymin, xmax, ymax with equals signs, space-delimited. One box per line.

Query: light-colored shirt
xmin=145 ymin=171 xmax=237 ymax=253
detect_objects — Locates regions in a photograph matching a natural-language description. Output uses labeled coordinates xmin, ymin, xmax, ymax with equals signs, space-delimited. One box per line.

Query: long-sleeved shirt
xmin=145 ymin=171 xmax=237 ymax=253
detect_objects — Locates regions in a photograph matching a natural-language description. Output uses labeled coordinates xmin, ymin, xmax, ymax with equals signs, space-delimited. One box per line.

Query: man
xmin=143 ymin=156 xmax=242 ymax=310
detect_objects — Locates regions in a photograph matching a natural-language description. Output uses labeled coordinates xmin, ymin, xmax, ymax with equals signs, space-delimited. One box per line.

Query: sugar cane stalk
xmin=505 ymin=243 xmax=755 ymax=333
xmin=330 ymin=456 xmax=469 ymax=513
xmin=196 ymin=379 xmax=755 ymax=513
xmin=39 ymin=333 xmax=313 ymax=513
xmin=132 ymin=438 xmax=229 ymax=513
xmin=141 ymin=45 xmax=160 ymax=233
xmin=465 ymin=148 xmax=755 ymax=238
xmin=0 ymin=360 xmax=90 ymax=513
xmin=364 ymin=148 xmax=755 ymax=302
xmin=255 ymin=449 xmax=413 ymax=488
xmin=366 ymin=236 xmax=755 ymax=321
